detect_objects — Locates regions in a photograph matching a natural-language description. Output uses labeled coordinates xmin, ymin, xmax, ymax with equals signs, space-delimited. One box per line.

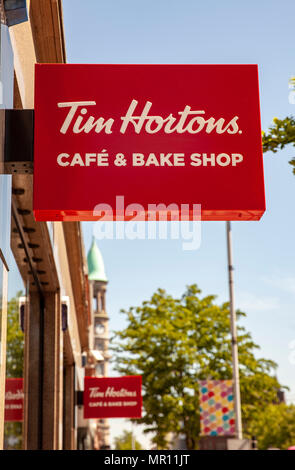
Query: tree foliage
xmin=6 ymin=291 xmax=24 ymax=378
xmin=247 ymin=404 xmax=295 ymax=450
xmin=114 ymin=430 xmax=142 ymax=450
xmin=4 ymin=291 xmax=24 ymax=450
xmin=262 ymin=78 xmax=295 ymax=175
xmin=112 ymin=285 xmax=285 ymax=450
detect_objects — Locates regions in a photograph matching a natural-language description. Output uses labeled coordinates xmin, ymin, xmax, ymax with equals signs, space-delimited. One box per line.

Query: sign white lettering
xmin=58 ymin=99 xmax=241 ymax=136
xmin=88 ymin=385 xmax=137 ymax=398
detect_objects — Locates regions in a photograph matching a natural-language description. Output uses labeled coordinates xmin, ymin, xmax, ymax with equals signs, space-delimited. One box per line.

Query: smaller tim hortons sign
xmin=33 ymin=64 xmax=265 ymax=222
xmin=84 ymin=376 xmax=142 ymax=419
xmin=5 ymin=378 xmax=24 ymax=422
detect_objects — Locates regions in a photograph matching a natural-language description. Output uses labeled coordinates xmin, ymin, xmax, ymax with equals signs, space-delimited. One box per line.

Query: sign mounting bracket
xmin=0 ymin=109 xmax=34 ymax=175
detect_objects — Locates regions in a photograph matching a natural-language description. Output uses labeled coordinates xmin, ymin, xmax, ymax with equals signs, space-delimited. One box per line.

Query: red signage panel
xmin=34 ymin=64 xmax=265 ymax=221
xmin=84 ymin=376 xmax=142 ymax=419
xmin=5 ymin=378 xmax=24 ymax=422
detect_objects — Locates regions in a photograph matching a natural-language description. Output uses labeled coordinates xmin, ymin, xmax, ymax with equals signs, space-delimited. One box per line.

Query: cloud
xmin=262 ymin=276 xmax=295 ymax=295
xmin=236 ymin=291 xmax=280 ymax=312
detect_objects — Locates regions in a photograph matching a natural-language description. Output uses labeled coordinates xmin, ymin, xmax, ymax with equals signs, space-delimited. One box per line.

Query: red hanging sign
xmin=84 ymin=376 xmax=142 ymax=419
xmin=5 ymin=378 xmax=24 ymax=422
xmin=34 ymin=64 xmax=265 ymax=221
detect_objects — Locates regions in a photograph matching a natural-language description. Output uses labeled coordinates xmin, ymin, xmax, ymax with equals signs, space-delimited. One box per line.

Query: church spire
xmin=87 ymin=237 xmax=108 ymax=282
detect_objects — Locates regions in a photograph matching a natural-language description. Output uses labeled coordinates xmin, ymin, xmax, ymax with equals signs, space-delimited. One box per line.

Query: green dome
xmin=87 ymin=238 xmax=108 ymax=282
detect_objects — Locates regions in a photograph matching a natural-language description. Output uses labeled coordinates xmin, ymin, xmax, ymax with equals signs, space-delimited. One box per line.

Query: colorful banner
xmin=34 ymin=64 xmax=265 ymax=222
xmin=84 ymin=376 xmax=142 ymax=419
xmin=5 ymin=378 xmax=24 ymax=422
xmin=199 ymin=379 xmax=235 ymax=436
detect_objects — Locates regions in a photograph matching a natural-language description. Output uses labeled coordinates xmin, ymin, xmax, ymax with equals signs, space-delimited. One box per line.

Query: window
xmin=95 ymin=363 xmax=104 ymax=376
xmin=94 ymin=338 xmax=105 ymax=351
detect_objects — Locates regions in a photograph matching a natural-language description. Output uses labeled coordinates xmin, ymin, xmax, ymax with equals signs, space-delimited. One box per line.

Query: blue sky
xmin=8 ymin=0 xmax=295 ymax=447
xmin=62 ymin=0 xmax=295 ymax=446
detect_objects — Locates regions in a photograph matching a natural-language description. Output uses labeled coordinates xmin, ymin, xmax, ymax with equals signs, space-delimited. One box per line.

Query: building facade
xmin=87 ymin=238 xmax=111 ymax=450
xmin=0 ymin=0 xmax=93 ymax=450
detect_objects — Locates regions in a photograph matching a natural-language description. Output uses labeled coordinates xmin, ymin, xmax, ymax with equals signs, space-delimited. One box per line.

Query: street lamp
xmin=226 ymin=221 xmax=243 ymax=440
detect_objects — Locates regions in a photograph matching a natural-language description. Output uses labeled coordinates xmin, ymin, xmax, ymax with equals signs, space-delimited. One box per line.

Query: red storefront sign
xmin=34 ymin=64 xmax=265 ymax=221
xmin=5 ymin=378 xmax=24 ymax=422
xmin=84 ymin=376 xmax=142 ymax=419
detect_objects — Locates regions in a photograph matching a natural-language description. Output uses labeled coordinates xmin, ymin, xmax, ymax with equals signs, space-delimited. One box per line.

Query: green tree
xmin=262 ymin=77 xmax=295 ymax=175
xmin=6 ymin=291 xmax=24 ymax=378
xmin=4 ymin=291 xmax=24 ymax=450
xmin=114 ymin=430 xmax=142 ymax=450
xmin=112 ymin=285 xmax=284 ymax=450
xmin=247 ymin=404 xmax=295 ymax=450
